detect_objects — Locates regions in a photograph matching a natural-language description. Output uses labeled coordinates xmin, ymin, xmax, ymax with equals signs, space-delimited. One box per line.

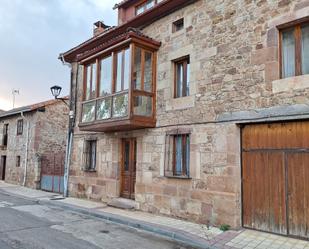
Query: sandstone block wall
xmin=69 ymin=0 xmax=309 ymax=228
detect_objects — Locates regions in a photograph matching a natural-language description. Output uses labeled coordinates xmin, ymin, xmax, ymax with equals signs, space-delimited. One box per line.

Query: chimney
xmin=93 ymin=21 xmax=110 ymax=37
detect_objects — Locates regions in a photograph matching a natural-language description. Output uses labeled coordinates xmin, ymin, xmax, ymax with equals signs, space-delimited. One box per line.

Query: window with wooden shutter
xmin=164 ymin=129 xmax=191 ymax=178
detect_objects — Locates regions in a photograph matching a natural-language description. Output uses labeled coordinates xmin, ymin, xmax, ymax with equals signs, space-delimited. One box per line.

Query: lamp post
xmin=50 ymin=85 xmax=62 ymax=99
xmin=50 ymin=84 xmax=73 ymax=197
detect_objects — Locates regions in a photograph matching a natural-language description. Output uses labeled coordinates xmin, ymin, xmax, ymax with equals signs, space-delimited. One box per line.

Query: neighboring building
xmin=0 ymin=99 xmax=69 ymax=192
xmin=60 ymin=0 xmax=309 ymax=239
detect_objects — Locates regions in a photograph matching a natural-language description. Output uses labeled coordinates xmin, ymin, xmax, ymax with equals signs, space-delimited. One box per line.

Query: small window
xmin=2 ymin=124 xmax=8 ymax=146
xmin=16 ymin=156 xmax=21 ymax=167
xmin=83 ymin=140 xmax=97 ymax=171
xmin=173 ymin=18 xmax=184 ymax=33
xmin=135 ymin=0 xmax=155 ymax=15
xmin=165 ymin=133 xmax=190 ymax=178
xmin=174 ymin=56 xmax=190 ymax=98
xmin=281 ymin=23 xmax=309 ymax=78
xmin=17 ymin=119 xmax=23 ymax=135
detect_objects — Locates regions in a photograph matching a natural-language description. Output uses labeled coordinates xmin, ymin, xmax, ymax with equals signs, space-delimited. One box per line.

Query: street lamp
xmin=49 ymin=84 xmax=73 ymax=198
xmin=50 ymin=85 xmax=62 ymax=99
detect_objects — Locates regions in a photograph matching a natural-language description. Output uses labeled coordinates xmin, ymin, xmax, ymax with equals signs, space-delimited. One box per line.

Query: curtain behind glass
xmin=282 ymin=29 xmax=295 ymax=78
xmin=302 ymin=24 xmax=309 ymax=75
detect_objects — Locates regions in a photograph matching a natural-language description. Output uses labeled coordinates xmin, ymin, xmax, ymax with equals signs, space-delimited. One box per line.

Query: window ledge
xmin=272 ymin=74 xmax=309 ymax=93
xmin=165 ymin=175 xmax=192 ymax=180
xmin=83 ymin=169 xmax=97 ymax=173
xmin=166 ymin=95 xmax=195 ymax=111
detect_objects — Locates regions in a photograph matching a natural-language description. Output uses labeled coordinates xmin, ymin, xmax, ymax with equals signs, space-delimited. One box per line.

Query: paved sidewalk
xmin=1 ymin=181 xmax=309 ymax=249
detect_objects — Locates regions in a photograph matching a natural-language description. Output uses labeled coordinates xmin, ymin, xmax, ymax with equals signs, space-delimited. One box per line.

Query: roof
xmin=77 ymin=28 xmax=161 ymax=62
xmin=0 ymin=98 xmax=69 ymax=119
xmin=60 ymin=0 xmax=197 ymax=63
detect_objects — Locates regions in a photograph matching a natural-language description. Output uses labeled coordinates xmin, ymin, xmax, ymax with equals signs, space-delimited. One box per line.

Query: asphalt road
xmin=0 ymin=190 xmax=194 ymax=249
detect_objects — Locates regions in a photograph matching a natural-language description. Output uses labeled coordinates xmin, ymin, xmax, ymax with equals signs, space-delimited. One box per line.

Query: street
xmin=0 ymin=190 xmax=194 ymax=249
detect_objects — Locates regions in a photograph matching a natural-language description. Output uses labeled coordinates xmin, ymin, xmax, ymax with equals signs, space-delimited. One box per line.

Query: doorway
xmin=120 ymin=138 xmax=136 ymax=200
xmin=242 ymin=121 xmax=309 ymax=239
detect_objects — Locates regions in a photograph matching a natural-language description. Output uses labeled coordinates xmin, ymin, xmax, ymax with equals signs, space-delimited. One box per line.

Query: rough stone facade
xmin=0 ymin=100 xmax=69 ymax=189
xmin=67 ymin=0 xmax=309 ymax=228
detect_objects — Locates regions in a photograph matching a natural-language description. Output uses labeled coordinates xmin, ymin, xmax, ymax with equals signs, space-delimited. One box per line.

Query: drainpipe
xmin=21 ymin=112 xmax=30 ymax=186
xmin=61 ymin=54 xmax=76 ymax=197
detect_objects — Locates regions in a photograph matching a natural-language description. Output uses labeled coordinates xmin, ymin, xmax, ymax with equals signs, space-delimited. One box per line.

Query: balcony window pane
xmin=133 ymin=47 xmax=142 ymax=90
xmin=85 ymin=64 xmax=96 ymax=100
xmin=86 ymin=65 xmax=91 ymax=100
xmin=124 ymin=48 xmax=130 ymax=90
xmin=82 ymin=101 xmax=95 ymax=123
xmin=133 ymin=96 xmax=152 ymax=116
xmin=97 ymin=97 xmax=112 ymax=120
xmin=100 ymin=56 xmax=112 ymax=96
xmin=301 ymin=24 xmax=309 ymax=75
xmin=282 ymin=29 xmax=295 ymax=78
xmin=113 ymin=93 xmax=128 ymax=118
xmin=91 ymin=63 xmax=97 ymax=99
xmin=116 ymin=52 xmax=123 ymax=92
xmin=144 ymin=51 xmax=153 ymax=92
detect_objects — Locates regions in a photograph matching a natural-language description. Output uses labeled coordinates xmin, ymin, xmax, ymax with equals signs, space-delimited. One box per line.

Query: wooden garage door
xmin=242 ymin=121 xmax=309 ymax=238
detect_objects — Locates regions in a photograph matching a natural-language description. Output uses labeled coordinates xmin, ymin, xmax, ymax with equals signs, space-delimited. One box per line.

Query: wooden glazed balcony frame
xmin=79 ymin=37 xmax=159 ymax=132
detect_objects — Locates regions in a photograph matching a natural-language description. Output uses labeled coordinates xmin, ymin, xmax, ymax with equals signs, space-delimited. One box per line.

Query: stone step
xmin=107 ymin=198 xmax=137 ymax=210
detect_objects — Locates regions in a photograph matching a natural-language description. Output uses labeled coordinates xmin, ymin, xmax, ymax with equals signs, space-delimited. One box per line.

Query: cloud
xmin=0 ymin=0 xmax=118 ymax=111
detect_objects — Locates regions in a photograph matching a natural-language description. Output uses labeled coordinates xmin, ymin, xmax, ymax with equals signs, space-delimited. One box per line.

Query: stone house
xmin=0 ymin=99 xmax=69 ymax=192
xmin=60 ymin=0 xmax=309 ymax=239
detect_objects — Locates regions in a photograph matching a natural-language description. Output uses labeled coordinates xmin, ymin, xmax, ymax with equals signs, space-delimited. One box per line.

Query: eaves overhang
xmin=59 ymin=0 xmax=198 ymax=63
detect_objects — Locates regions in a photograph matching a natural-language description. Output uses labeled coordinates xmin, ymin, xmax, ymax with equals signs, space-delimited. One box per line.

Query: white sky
xmin=0 ymin=0 xmax=118 ymax=110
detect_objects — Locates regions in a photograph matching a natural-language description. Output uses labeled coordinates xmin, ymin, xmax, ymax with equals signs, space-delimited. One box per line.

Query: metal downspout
xmin=21 ymin=112 xmax=29 ymax=186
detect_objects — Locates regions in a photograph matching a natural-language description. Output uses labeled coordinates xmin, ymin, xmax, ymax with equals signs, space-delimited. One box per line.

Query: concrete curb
xmin=39 ymin=199 xmax=211 ymax=249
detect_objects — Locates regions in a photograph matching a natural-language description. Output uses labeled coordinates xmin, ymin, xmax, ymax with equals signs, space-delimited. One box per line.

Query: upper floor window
xmin=17 ymin=119 xmax=23 ymax=136
xmin=135 ymin=0 xmax=164 ymax=16
xmin=82 ymin=45 xmax=156 ymax=123
xmin=85 ymin=63 xmax=97 ymax=100
xmin=2 ymin=124 xmax=8 ymax=146
xmin=16 ymin=156 xmax=21 ymax=167
xmin=281 ymin=23 xmax=309 ymax=78
xmin=173 ymin=18 xmax=184 ymax=33
xmin=174 ymin=56 xmax=190 ymax=98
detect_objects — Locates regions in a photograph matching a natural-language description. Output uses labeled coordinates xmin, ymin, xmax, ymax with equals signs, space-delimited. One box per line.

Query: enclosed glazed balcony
xmin=79 ymin=30 xmax=160 ymax=132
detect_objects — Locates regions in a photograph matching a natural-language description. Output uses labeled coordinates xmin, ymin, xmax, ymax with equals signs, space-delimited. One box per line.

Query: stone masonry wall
xmin=69 ymin=0 xmax=309 ymax=228
xmin=0 ymin=101 xmax=68 ymax=189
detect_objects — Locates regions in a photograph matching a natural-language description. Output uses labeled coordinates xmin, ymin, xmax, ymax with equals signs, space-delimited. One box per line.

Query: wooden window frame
xmin=280 ymin=22 xmax=309 ymax=78
xmin=164 ymin=129 xmax=191 ymax=179
xmin=83 ymin=140 xmax=97 ymax=172
xmin=17 ymin=119 xmax=23 ymax=136
xmin=174 ymin=56 xmax=190 ymax=98
xmin=172 ymin=18 xmax=184 ymax=33
xmin=83 ymin=61 xmax=98 ymax=101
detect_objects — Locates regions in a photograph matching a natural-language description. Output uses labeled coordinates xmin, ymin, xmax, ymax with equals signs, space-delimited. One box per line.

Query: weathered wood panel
xmin=242 ymin=151 xmax=287 ymax=234
xmin=287 ymin=152 xmax=309 ymax=238
xmin=242 ymin=121 xmax=309 ymax=150
xmin=242 ymin=121 xmax=309 ymax=238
